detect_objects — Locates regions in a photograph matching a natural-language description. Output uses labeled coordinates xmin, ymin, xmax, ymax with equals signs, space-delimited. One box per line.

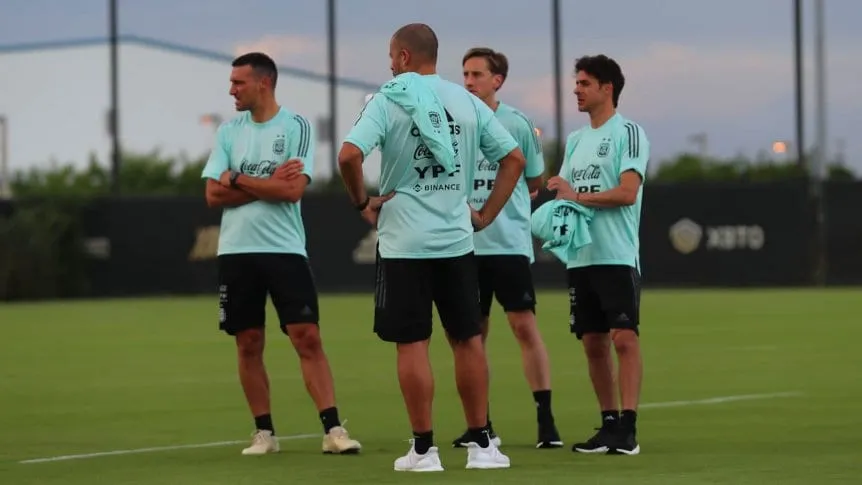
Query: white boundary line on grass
xmin=19 ymin=391 xmax=803 ymax=464
xmin=18 ymin=433 xmax=320 ymax=464
xmin=639 ymin=391 xmax=803 ymax=409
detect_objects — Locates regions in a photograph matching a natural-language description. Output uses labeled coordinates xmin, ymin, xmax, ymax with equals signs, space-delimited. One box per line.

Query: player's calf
xmin=451 ymin=335 xmax=490 ymax=428
xmin=608 ymin=329 xmax=641 ymax=455
xmin=235 ymin=328 xmax=278 ymax=454
xmin=286 ymin=324 xmax=337 ymax=409
xmin=285 ymin=323 xmax=363 ymax=454
xmin=506 ymin=311 xmax=564 ymax=449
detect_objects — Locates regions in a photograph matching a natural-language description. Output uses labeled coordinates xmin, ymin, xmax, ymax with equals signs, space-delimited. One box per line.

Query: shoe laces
xmin=251 ymin=430 xmax=271 ymax=444
xmin=328 ymin=419 xmax=351 ymax=438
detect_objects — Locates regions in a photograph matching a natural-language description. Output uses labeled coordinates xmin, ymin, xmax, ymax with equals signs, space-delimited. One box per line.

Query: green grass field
xmin=1 ymin=288 xmax=860 ymax=484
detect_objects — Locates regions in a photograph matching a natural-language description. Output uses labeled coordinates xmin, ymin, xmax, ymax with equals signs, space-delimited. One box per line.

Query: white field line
xmin=18 ymin=433 xmax=320 ymax=464
xmin=639 ymin=391 xmax=803 ymax=409
xmin=19 ymin=391 xmax=802 ymax=464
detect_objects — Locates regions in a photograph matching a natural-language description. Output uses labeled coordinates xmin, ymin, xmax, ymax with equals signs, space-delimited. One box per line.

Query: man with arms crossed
xmin=202 ymin=52 xmax=361 ymax=456
xmin=547 ymin=54 xmax=649 ymax=456
xmin=452 ymin=47 xmax=562 ymax=450
xmin=338 ymin=24 xmax=526 ymax=472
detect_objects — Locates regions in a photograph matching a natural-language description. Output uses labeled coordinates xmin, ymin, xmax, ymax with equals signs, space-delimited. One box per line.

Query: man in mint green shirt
xmin=337 ymin=23 xmax=525 ymax=472
xmin=547 ymin=54 xmax=650 ymax=457
xmin=455 ymin=46 xmax=562 ymax=450
xmin=202 ymin=52 xmax=361 ymax=457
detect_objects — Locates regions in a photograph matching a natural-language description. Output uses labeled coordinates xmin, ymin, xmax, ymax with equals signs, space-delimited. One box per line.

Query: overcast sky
xmin=2 ymin=0 xmax=861 ymax=176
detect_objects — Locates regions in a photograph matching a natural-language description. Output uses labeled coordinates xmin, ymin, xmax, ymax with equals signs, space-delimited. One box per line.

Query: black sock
xmin=254 ymin=413 xmax=274 ymax=434
xmin=486 ymin=402 xmax=493 ymax=431
xmin=468 ymin=425 xmax=491 ymax=448
xmin=319 ymin=407 xmax=341 ymax=434
xmin=601 ymin=409 xmax=620 ymax=429
xmin=413 ymin=430 xmax=434 ymax=454
xmin=621 ymin=409 xmax=637 ymax=432
xmin=533 ymin=389 xmax=553 ymax=422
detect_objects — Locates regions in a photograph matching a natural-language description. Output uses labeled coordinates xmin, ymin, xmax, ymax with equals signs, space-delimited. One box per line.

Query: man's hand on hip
xmin=360 ymin=192 xmax=396 ymax=227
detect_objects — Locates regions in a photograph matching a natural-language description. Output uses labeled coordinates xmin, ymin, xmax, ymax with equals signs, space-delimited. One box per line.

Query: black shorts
xmin=217 ymin=253 xmax=319 ymax=336
xmin=477 ymin=255 xmax=536 ymax=317
xmin=373 ymin=251 xmax=482 ymax=344
xmin=567 ymin=264 xmax=641 ymax=340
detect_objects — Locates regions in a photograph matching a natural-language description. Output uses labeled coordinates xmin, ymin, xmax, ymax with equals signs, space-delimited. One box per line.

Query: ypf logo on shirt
xmin=668 ymin=218 xmax=703 ymax=255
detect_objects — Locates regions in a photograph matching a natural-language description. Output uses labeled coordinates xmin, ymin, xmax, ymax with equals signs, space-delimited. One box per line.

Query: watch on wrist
xmin=229 ymin=170 xmax=241 ymax=187
xmin=356 ymin=196 xmax=371 ymax=211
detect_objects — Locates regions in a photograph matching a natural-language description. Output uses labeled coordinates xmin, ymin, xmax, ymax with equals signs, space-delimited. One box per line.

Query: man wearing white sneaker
xmin=202 ymin=52 xmax=362 ymax=457
xmin=338 ymin=23 xmax=522 ymax=472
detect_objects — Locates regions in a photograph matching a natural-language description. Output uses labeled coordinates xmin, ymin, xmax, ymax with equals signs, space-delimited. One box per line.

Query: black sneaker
xmin=608 ymin=428 xmax=640 ymax=455
xmin=536 ymin=420 xmax=564 ymax=449
xmin=572 ymin=425 xmax=617 ymax=454
xmin=452 ymin=427 xmax=501 ymax=448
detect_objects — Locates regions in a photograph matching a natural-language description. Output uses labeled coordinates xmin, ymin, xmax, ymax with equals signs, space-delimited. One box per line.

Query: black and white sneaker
xmin=572 ymin=426 xmax=616 ymax=454
xmin=452 ymin=428 xmax=501 ymax=448
xmin=536 ymin=420 xmax=564 ymax=449
xmin=608 ymin=429 xmax=640 ymax=456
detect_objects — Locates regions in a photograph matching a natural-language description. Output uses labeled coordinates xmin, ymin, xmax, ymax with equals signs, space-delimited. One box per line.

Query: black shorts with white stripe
xmin=217 ymin=253 xmax=320 ymax=336
xmin=566 ymin=264 xmax=641 ymax=339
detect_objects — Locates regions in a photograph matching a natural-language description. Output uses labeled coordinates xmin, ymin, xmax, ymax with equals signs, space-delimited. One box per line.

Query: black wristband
xmin=229 ymin=170 xmax=241 ymax=187
xmin=356 ymin=196 xmax=371 ymax=211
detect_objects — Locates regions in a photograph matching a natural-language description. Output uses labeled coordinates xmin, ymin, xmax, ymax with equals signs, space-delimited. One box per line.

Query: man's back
xmin=345 ymin=75 xmax=517 ymax=259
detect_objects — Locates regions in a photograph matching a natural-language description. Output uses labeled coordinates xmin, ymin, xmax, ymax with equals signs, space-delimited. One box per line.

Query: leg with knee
xmin=448 ymin=312 xmax=493 ymax=448
xmin=397 ymin=339 xmax=435 ymax=433
xmin=582 ymin=332 xmax=618 ymax=412
xmin=236 ymin=328 xmax=269 ymax=417
xmin=507 ymin=310 xmax=551 ymax=392
xmin=450 ymin=334 xmax=489 ymax=429
xmin=611 ymin=328 xmax=642 ymax=420
xmin=286 ymin=323 xmax=336 ymax=412
xmin=508 ymin=309 xmax=562 ymax=447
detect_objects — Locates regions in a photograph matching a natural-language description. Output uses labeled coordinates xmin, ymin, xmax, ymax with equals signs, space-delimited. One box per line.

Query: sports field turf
xmin=0 ymin=288 xmax=859 ymax=484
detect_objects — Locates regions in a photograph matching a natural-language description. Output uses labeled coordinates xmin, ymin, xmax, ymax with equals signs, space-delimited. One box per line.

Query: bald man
xmin=338 ymin=23 xmax=526 ymax=472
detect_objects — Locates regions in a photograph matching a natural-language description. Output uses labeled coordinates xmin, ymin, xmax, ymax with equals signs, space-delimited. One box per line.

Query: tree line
xmin=9 ymin=143 xmax=857 ymax=198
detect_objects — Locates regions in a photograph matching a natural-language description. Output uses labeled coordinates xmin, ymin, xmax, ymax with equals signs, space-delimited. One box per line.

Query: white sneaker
xmin=241 ymin=429 xmax=279 ymax=455
xmin=322 ymin=423 xmax=362 ymax=454
xmin=465 ymin=440 xmax=510 ymax=469
xmin=394 ymin=441 xmax=445 ymax=472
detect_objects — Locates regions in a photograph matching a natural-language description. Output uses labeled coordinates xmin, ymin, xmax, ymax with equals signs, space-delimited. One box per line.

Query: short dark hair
xmin=232 ymin=52 xmax=278 ymax=88
xmin=574 ymin=55 xmax=625 ymax=107
xmin=392 ymin=23 xmax=438 ymax=63
xmin=463 ymin=47 xmax=509 ymax=88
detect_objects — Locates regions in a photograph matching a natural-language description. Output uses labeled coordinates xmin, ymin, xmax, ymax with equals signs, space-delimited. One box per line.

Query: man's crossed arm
xmin=205 ymin=160 xmax=306 ymax=209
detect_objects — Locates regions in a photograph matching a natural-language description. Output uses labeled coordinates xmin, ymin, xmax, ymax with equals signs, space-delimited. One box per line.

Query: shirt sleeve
xmin=292 ymin=115 xmax=316 ymax=182
xmin=477 ymin=100 xmax=518 ymax=163
xmin=343 ymin=94 xmax=387 ymax=159
xmin=618 ymin=122 xmax=650 ymax=180
xmin=201 ymin=124 xmax=231 ymax=181
xmin=514 ymin=114 xmax=545 ymax=179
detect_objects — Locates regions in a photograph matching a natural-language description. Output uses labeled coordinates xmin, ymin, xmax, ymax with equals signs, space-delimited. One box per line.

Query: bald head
xmin=392 ymin=23 xmax=438 ymax=63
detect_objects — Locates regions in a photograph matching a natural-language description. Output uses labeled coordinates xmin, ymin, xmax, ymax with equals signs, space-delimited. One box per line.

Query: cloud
xmin=232 ymin=34 xmax=392 ymax=87
xmin=233 ymin=34 xmax=326 ymax=71
xmin=233 ymin=33 xmax=862 ymax=133
xmin=506 ymin=41 xmax=862 ymax=123
xmin=515 ymin=43 xmax=791 ymax=120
